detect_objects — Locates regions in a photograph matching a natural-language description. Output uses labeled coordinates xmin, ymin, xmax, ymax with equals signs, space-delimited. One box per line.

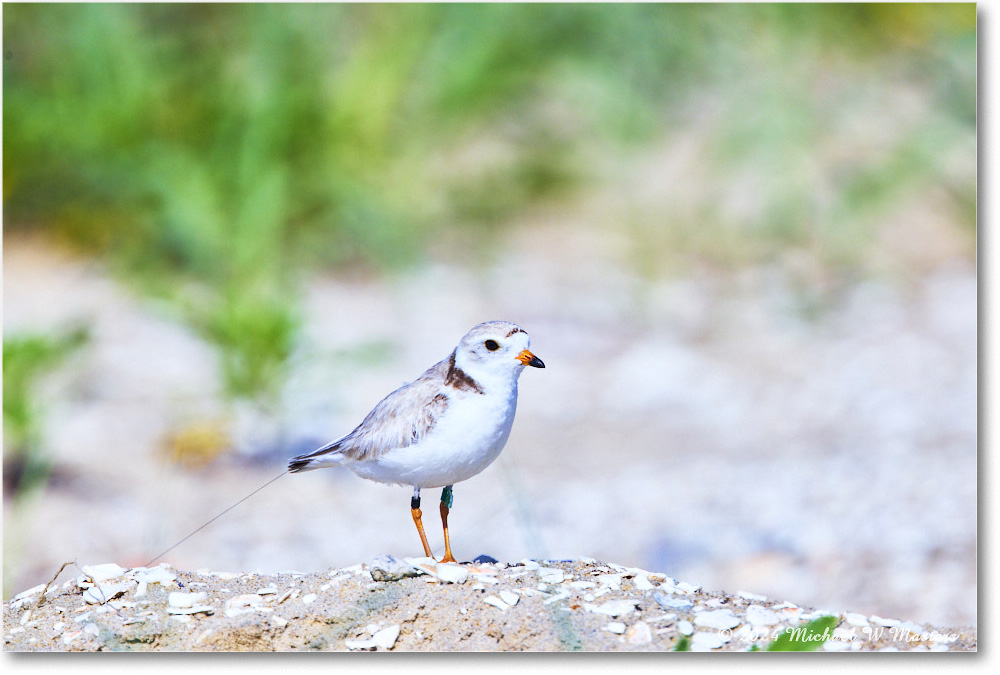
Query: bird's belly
xmin=353 ymin=395 xmax=516 ymax=488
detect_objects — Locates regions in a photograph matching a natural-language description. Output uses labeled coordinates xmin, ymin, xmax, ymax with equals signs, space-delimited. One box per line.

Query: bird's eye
xmin=484 ymin=339 xmax=500 ymax=351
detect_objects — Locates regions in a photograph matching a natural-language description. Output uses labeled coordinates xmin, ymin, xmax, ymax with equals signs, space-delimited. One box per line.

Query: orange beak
xmin=515 ymin=349 xmax=545 ymax=368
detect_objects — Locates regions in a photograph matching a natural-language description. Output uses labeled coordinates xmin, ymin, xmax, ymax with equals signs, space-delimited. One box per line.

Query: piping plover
xmin=288 ymin=320 xmax=544 ymax=563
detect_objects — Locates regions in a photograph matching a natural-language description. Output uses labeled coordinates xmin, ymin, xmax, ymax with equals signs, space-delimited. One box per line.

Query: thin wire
xmin=143 ymin=470 xmax=289 ymax=568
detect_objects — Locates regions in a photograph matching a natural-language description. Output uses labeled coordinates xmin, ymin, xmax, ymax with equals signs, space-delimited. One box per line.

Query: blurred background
xmin=3 ymin=4 xmax=976 ymax=627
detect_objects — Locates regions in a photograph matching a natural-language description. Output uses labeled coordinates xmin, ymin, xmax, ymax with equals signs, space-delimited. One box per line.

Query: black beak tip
xmin=529 ymin=355 xmax=545 ymax=368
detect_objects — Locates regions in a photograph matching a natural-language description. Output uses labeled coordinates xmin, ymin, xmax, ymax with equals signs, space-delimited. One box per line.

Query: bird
xmin=288 ymin=320 xmax=544 ymax=563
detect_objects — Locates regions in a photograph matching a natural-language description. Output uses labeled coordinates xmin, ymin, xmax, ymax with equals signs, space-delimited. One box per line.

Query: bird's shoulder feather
xmin=300 ymin=357 xmax=454 ymax=466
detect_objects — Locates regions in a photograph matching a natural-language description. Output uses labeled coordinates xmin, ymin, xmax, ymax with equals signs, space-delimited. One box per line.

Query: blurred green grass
xmin=2 ymin=327 xmax=88 ymax=498
xmin=3 ymin=3 xmax=976 ymax=401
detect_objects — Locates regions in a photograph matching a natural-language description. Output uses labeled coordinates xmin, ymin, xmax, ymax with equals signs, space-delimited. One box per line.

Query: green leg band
xmin=441 ymin=485 xmax=454 ymax=509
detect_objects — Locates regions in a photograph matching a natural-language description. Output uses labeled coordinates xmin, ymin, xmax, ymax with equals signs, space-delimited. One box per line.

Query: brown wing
xmin=288 ymin=357 xmax=452 ymax=471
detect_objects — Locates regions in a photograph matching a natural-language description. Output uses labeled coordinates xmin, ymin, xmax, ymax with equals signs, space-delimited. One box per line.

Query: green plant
xmin=3 ymin=3 xmax=977 ymax=402
xmin=2 ymin=327 xmax=88 ymax=497
xmin=764 ymin=615 xmax=839 ymax=652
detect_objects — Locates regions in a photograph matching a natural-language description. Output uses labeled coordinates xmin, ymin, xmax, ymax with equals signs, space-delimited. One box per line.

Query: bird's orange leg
xmin=439 ymin=485 xmax=457 ymax=563
xmin=410 ymin=489 xmax=433 ymax=558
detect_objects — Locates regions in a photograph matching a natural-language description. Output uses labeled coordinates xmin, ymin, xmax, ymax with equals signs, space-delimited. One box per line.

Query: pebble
xmin=499 ymin=590 xmax=519 ymax=607
xmin=136 ymin=567 xmax=177 ymax=586
xmin=654 ymin=592 xmax=693 ymax=611
xmin=589 ymin=600 xmax=637 ymax=617
xmin=11 ymin=584 xmax=47 ymax=604
xmin=224 ymin=594 xmax=263 ymax=618
xmin=633 ymin=575 xmax=654 ymax=591
xmin=745 ymin=605 xmax=782 ymax=626
xmin=694 ymin=609 xmax=740 ymax=630
xmin=165 ymin=605 xmax=215 ymax=616
xmin=345 ymin=624 xmax=400 ymax=651
xmin=435 ymin=564 xmax=469 ymax=585
xmin=83 ymin=583 xmax=131 ymax=605
xmin=658 ymin=580 xmax=678 ymax=593
xmin=302 ymin=594 xmax=318 ymax=605
xmin=81 ymin=564 xmax=127 ymax=583
xmin=596 ymin=573 xmax=624 ymax=590
xmin=690 ymin=632 xmax=724 ymax=651
xmin=675 ymin=581 xmax=701 ymax=594
xmin=605 ymin=621 xmax=626 ymax=634
xmin=844 ymin=612 xmax=870 ymax=627
xmin=484 ymin=596 xmax=508 ymax=611
xmin=678 ymin=620 xmax=694 ymax=636
xmin=256 ymin=584 xmax=278 ymax=595
xmin=369 ymin=555 xmax=422 ymax=582
xmin=625 ymin=621 xmax=652 ymax=645
xmin=537 ymin=568 xmax=565 ymax=584
xmin=168 ymin=592 xmax=206 ymax=608
xmin=737 ymin=590 xmax=768 ymax=601
xmin=569 ymin=581 xmax=596 ymax=590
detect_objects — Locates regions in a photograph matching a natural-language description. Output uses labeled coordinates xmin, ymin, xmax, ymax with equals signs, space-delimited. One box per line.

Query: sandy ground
xmin=2 ymin=558 xmax=977 ymax=652
xmin=2 ymin=220 xmax=977 ymax=629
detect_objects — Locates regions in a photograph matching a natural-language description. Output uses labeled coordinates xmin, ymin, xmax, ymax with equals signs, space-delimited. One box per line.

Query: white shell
xmin=435 ymin=564 xmax=469 ymax=585
xmin=483 ymin=596 xmax=508 ymax=611
xmin=844 ymin=612 xmax=870 ymax=627
xmin=168 ymin=592 xmax=206 ymax=608
xmin=344 ymin=624 xmax=400 ymax=651
xmin=633 ymin=575 xmax=654 ymax=591
xmin=745 ymin=605 xmax=781 ymax=627
xmin=166 ymin=605 xmax=214 ymax=616
xmin=588 ymin=600 xmax=636 ymax=617
xmin=537 ymin=568 xmax=565 ymax=584
xmin=82 ymin=583 xmax=131 ymax=605
xmin=499 ymin=590 xmax=519 ymax=607
xmin=694 ymin=609 xmax=740 ymax=630
xmin=81 ymin=564 xmax=127 ymax=583
xmin=690 ymin=631 xmax=724 ymax=651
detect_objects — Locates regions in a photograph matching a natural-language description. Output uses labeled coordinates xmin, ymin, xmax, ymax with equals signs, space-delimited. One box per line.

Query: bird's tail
xmin=288 ymin=440 xmax=344 ymax=473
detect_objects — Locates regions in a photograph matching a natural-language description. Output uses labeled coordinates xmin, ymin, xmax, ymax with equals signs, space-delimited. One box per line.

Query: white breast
xmin=349 ymin=385 xmax=519 ymax=488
